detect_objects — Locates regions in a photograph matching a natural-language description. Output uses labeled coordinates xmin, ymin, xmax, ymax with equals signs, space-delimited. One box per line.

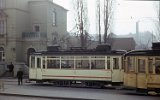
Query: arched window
xmin=0 ymin=47 xmax=5 ymax=62
xmin=0 ymin=10 xmax=7 ymax=35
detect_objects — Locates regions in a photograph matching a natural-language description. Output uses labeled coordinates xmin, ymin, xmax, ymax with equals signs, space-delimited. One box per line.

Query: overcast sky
xmin=53 ymin=0 xmax=158 ymax=35
xmin=113 ymin=0 xmax=158 ymax=35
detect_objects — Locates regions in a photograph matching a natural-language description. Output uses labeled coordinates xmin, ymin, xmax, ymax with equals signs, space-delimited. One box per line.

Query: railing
xmin=22 ymin=32 xmax=47 ymax=40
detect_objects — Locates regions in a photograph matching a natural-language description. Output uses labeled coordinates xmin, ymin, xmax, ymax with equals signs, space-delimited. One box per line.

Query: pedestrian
xmin=8 ymin=62 xmax=14 ymax=77
xmin=16 ymin=68 xmax=23 ymax=85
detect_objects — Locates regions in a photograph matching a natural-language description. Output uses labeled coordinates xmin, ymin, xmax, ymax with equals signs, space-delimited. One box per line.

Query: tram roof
xmin=124 ymin=49 xmax=160 ymax=56
xmin=30 ymin=50 xmax=126 ymax=56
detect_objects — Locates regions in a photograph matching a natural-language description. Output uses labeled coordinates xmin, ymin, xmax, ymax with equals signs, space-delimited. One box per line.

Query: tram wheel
xmin=136 ymin=88 xmax=148 ymax=95
xmin=36 ymin=80 xmax=43 ymax=84
xmin=155 ymin=89 xmax=160 ymax=94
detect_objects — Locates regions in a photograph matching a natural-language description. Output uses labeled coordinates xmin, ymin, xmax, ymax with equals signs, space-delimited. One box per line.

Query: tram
xmin=29 ymin=46 xmax=126 ymax=87
xmin=123 ymin=43 xmax=160 ymax=93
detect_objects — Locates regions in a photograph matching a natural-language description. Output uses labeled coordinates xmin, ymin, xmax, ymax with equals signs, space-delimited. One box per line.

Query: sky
xmin=113 ymin=0 xmax=158 ymax=35
xmin=53 ymin=0 xmax=158 ymax=35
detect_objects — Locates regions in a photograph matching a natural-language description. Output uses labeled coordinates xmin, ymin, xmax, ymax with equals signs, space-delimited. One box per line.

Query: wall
xmin=13 ymin=62 xmax=29 ymax=77
xmin=29 ymin=1 xmax=48 ymax=32
xmin=47 ymin=2 xmax=67 ymax=47
xmin=4 ymin=0 xmax=30 ymax=63
xmin=0 ymin=63 xmax=6 ymax=76
xmin=2 ymin=0 xmax=67 ymax=64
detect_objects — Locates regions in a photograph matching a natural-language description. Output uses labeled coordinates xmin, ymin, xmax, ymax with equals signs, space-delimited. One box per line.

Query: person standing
xmin=16 ymin=68 xmax=23 ymax=85
xmin=8 ymin=62 xmax=14 ymax=77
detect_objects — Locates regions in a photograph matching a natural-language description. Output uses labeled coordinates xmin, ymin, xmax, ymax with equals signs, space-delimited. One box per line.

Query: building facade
xmin=0 ymin=0 xmax=67 ymax=64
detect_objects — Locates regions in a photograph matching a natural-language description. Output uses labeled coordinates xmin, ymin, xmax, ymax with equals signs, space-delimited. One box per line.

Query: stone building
xmin=0 ymin=0 xmax=67 ymax=65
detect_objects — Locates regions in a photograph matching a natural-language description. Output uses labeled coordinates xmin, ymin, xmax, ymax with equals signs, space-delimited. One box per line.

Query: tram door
xmin=111 ymin=57 xmax=122 ymax=82
xmin=136 ymin=57 xmax=147 ymax=89
xmin=35 ymin=56 xmax=42 ymax=79
xmin=29 ymin=56 xmax=36 ymax=79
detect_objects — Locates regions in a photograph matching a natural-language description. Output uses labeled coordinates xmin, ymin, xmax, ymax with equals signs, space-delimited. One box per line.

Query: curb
xmin=0 ymin=92 xmax=96 ymax=100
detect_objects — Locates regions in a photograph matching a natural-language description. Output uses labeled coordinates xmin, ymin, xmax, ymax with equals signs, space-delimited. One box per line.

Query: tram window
xmin=138 ymin=59 xmax=145 ymax=73
xmin=61 ymin=56 xmax=74 ymax=69
xmin=155 ymin=59 xmax=160 ymax=74
xmin=75 ymin=56 xmax=90 ymax=69
xmin=61 ymin=60 xmax=74 ymax=69
xmin=91 ymin=60 xmax=105 ymax=69
xmin=107 ymin=57 xmax=110 ymax=69
xmin=113 ymin=58 xmax=119 ymax=69
xmin=76 ymin=60 xmax=89 ymax=69
xmin=155 ymin=66 xmax=160 ymax=74
xmin=47 ymin=60 xmax=60 ymax=69
xmin=127 ymin=57 xmax=135 ymax=72
xmin=43 ymin=57 xmax=45 ymax=69
xmin=107 ymin=60 xmax=110 ymax=69
xmin=37 ymin=58 xmax=41 ymax=68
xmin=76 ymin=61 xmax=82 ymax=68
xmin=0 ymin=53 xmax=2 ymax=61
xmin=82 ymin=60 xmax=89 ymax=69
xmin=31 ymin=56 xmax=35 ymax=68
xmin=148 ymin=59 xmax=153 ymax=73
xmin=124 ymin=59 xmax=127 ymax=72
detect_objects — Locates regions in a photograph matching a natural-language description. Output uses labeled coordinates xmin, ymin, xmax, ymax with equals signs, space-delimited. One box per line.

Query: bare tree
xmin=96 ymin=0 xmax=101 ymax=44
xmin=103 ymin=0 xmax=115 ymax=43
xmin=72 ymin=0 xmax=89 ymax=48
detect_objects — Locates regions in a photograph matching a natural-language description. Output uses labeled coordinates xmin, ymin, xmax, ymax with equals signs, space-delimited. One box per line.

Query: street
xmin=0 ymin=95 xmax=64 ymax=100
xmin=0 ymin=78 xmax=159 ymax=100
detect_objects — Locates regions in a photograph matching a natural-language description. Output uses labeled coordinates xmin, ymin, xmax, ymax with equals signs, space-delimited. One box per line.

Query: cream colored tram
xmin=29 ymin=50 xmax=125 ymax=86
xmin=124 ymin=50 xmax=160 ymax=93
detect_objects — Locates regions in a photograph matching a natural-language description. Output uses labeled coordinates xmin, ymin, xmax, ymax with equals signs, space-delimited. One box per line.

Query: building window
xmin=52 ymin=11 xmax=56 ymax=26
xmin=0 ymin=20 xmax=5 ymax=34
xmin=0 ymin=0 xmax=5 ymax=9
xmin=0 ymin=47 xmax=5 ymax=62
xmin=34 ymin=24 xmax=40 ymax=32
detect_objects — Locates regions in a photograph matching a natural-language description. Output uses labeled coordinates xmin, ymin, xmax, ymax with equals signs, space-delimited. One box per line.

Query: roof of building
xmin=109 ymin=38 xmax=136 ymax=51
xmin=29 ymin=0 xmax=68 ymax=11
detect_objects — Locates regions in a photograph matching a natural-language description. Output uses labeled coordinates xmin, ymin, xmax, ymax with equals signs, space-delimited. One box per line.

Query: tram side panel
xmin=111 ymin=56 xmax=124 ymax=83
xmin=42 ymin=69 xmax=75 ymax=80
xmin=148 ymin=74 xmax=160 ymax=89
xmin=147 ymin=57 xmax=160 ymax=90
xmin=124 ymin=52 xmax=160 ymax=93
xmin=123 ymin=56 xmax=137 ymax=88
xmin=29 ymin=54 xmax=124 ymax=84
xmin=29 ymin=56 xmax=38 ymax=80
xmin=42 ymin=55 xmax=112 ymax=82
xmin=75 ymin=70 xmax=111 ymax=81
